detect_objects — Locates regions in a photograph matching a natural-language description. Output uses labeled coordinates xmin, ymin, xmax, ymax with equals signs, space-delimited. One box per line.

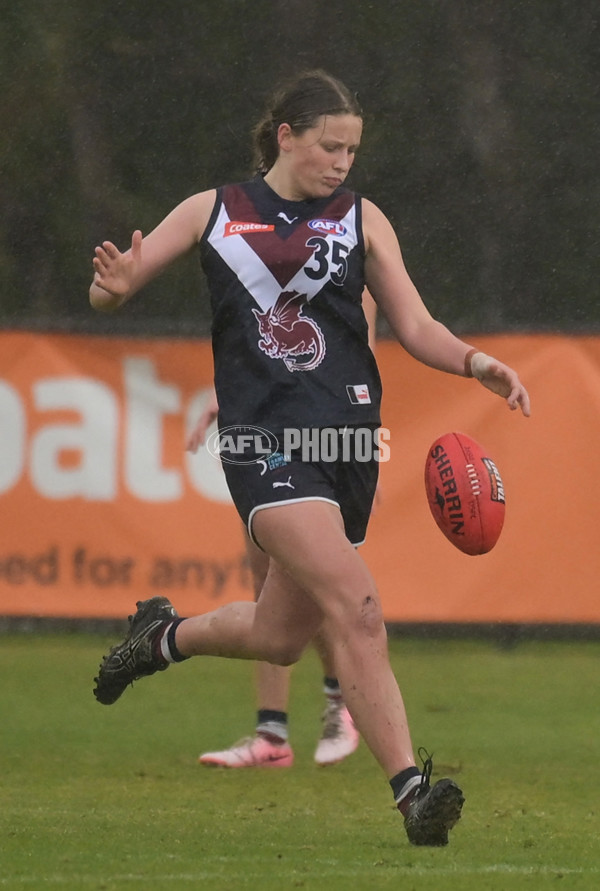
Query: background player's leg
xmin=198 ymin=533 xmax=295 ymax=767
xmin=312 ymin=628 xmax=359 ymax=765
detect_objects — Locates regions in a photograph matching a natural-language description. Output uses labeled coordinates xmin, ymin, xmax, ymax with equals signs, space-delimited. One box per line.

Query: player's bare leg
xmin=249 ymin=501 xmax=415 ymax=778
xmin=175 ymin=561 xmax=322 ymax=664
xmin=246 ymin=502 xmax=463 ymax=843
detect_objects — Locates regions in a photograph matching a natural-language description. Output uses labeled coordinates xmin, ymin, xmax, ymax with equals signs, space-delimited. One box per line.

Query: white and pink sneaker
xmin=199 ymin=735 xmax=294 ymax=768
xmin=314 ymin=702 xmax=359 ymax=766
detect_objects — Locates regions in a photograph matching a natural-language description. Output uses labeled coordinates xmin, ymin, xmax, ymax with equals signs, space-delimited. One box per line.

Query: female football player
xmin=90 ymin=69 xmax=529 ymax=846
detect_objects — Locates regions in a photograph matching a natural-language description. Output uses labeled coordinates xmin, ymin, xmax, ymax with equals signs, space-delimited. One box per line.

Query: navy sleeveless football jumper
xmin=199 ymin=175 xmax=381 ymax=431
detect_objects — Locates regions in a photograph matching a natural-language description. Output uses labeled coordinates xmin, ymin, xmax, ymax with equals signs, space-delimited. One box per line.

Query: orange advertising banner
xmin=1 ymin=330 xmax=598 ymax=624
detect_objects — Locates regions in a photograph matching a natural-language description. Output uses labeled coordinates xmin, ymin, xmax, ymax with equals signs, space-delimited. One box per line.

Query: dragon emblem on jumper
xmin=252 ymin=290 xmax=326 ymax=372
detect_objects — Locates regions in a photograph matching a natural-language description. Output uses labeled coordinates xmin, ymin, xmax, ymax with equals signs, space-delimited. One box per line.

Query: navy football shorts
xmin=220 ymin=427 xmax=380 ymax=548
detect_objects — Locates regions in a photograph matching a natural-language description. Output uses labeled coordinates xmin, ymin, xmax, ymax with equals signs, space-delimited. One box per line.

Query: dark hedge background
xmin=1 ymin=1 xmax=598 ymax=336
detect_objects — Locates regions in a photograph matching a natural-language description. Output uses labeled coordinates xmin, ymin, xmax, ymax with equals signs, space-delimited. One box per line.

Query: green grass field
xmin=1 ymin=632 xmax=599 ymax=889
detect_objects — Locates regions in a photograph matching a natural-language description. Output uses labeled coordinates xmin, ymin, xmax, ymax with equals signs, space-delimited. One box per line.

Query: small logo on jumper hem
xmin=346 ymin=384 xmax=371 ymax=405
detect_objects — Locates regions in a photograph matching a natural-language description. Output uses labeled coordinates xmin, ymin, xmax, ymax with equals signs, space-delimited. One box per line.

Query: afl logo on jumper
xmin=252 ymin=290 xmax=326 ymax=372
xmin=308 ymin=219 xmax=348 ymax=236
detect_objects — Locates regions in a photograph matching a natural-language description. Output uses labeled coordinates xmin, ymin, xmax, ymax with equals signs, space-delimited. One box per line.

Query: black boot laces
xmin=416 ymin=747 xmax=434 ymax=796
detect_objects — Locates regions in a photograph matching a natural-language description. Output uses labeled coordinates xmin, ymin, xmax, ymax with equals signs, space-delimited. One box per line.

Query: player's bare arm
xmin=90 ymin=189 xmax=216 ymax=312
xmin=362 ymin=199 xmax=474 ymax=372
xmin=363 ymin=199 xmax=530 ymax=417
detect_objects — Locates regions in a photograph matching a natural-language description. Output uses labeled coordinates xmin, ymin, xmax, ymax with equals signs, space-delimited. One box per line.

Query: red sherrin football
xmin=424 ymin=432 xmax=505 ymax=556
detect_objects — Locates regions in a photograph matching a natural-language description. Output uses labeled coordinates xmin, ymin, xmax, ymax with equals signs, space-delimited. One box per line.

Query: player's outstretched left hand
xmin=471 ymin=352 xmax=531 ymax=417
xmin=92 ymin=229 xmax=143 ymax=302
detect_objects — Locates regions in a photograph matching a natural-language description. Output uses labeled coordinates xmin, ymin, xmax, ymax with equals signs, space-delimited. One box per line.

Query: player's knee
xmin=339 ymin=590 xmax=386 ymax=642
xmin=273 ymin=650 xmax=301 ymax=667
xmin=360 ymin=594 xmax=386 ymax=638
xmin=262 ymin=639 xmax=304 ymax=666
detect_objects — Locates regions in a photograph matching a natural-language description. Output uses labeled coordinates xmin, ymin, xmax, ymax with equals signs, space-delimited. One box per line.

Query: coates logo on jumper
xmin=307 ymin=219 xmax=347 ymax=236
xmin=224 ymin=221 xmax=275 ymax=236
xmin=252 ymin=290 xmax=326 ymax=372
xmin=206 ymin=425 xmax=279 ymax=465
